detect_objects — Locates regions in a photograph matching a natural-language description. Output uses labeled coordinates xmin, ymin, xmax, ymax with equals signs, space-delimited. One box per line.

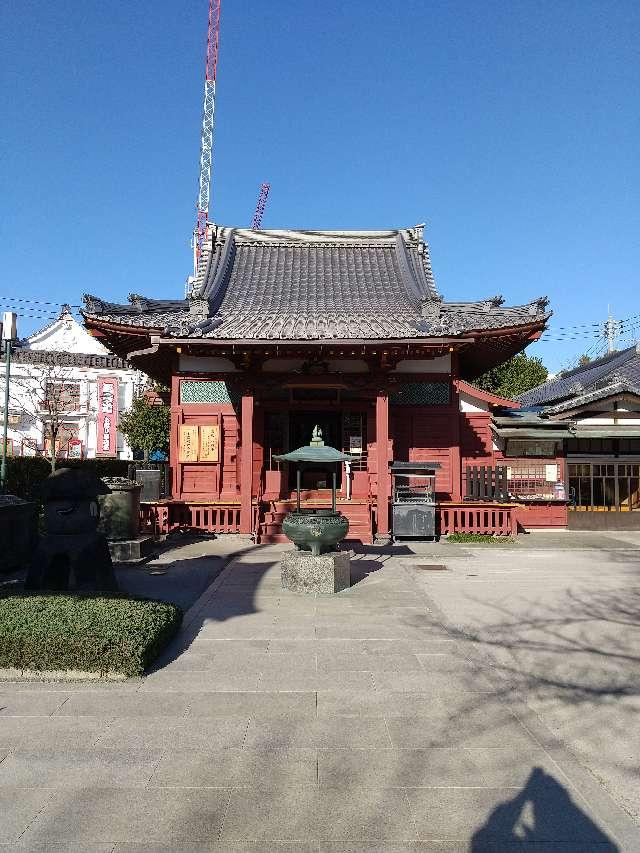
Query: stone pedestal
xmin=281 ymin=550 xmax=351 ymax=594
xmin=25 ymin=532 xmax=118 ymax=592
xmin=108 ymin=535 xmax=155 ymax=564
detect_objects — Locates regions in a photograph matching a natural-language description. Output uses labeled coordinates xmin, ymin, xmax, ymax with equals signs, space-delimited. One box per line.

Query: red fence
xmin=140 ymin=499 xmax=518 ymax=539
xmin=140 ymin=501 xmax=243 ymax=536
xmin=438 ymin=502 xmax=517 ymax=536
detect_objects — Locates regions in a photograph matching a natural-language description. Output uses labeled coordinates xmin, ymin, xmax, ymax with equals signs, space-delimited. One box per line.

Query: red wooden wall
xmin=391 ymin=408 xmax=461 ymax=498
xmin=171 ymin=402 xmax=240 ymax=500
xmin=460 ymin=411 xmax=495 ymax=470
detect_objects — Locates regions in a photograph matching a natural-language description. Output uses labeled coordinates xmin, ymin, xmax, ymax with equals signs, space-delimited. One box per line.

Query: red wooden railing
xmin=438 ymin=502 xmax=517 ymax=536
xmin=140 ymin=499 xmax=517 ymax=539
xmin=140 ymin=501 xmax=244 ymax=536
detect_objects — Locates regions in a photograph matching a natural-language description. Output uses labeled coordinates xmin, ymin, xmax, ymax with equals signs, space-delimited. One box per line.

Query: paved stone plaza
xmin=1 ymin=536 xmax=639 ymax=850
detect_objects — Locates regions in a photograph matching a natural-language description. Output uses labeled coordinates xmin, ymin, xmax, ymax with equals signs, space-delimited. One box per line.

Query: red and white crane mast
xmin=251 ymin=182 xmax=271 ymax=229
xmin=194 ymin=0 xmax=221 ymax=272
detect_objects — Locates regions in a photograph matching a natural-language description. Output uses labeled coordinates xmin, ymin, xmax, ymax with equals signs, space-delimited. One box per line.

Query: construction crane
xmin=193 ymin=0 xmax=221 ymax=274
xmin=251 ymin=182 xmax=271 ymax=229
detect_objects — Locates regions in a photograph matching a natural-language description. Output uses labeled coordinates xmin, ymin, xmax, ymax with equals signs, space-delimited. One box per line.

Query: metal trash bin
xmin=390 ymin=461 xmax=440 ymax=542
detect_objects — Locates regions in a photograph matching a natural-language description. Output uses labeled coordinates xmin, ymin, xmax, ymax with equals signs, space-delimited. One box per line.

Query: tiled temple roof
xmin=83 ymin=225 xmax=550 ymax=341
xmin=543 ymin=380 xmax=640 ymax=414
xmin=519 ymin=344 xmax=640 ymax=406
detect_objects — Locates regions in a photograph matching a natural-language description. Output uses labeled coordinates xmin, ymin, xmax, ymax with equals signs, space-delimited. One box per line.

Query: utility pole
xmin=605 ymin=306 xmax=618 ymax=353
xmin=0 ymin=312 xmax=18 ymax=493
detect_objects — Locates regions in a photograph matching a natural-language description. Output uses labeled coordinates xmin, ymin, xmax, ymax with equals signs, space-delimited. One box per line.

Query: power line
xmin=0 ymin=297 xmax=81 ymax=308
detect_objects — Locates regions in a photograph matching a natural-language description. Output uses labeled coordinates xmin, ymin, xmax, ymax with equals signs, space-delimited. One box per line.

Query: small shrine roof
xmin=274 ymin=446 xmax=355 ymax=463
xmin=82 ymin=225 xmax=550 ymax=342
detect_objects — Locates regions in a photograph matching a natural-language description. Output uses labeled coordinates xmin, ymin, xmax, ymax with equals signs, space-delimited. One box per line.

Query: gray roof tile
xmin=83 ymin=225 xmax=549 ymax=341
xmin=519 ymin=344 xmax=640 ymax=406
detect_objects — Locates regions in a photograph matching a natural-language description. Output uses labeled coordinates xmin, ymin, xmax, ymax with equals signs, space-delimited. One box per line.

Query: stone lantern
xmin=274 ymin=437 xmax=355 ymax=594
xmin=25 ymin=468 xmax=118 ymax=592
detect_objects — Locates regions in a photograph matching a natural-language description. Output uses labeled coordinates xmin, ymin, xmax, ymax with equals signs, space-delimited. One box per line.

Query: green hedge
xmin=0 ymin=594 xmax=183 ymax=677
xmin=5 ymin=457 xmax=130 ymax=506
xmin=446 ymin=532 xmax=516 ymax=544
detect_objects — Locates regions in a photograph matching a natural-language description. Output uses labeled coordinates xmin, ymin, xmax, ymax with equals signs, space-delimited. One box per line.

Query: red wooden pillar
xmin=451 ymin=381 xmax=462 ymax=501
xmin=169 ymin=372 xmax=181 ymax=499
xmin=375 ymin=392 xmax=391 ymax=538
xmin=240 ymin=394 xmax=254 ymax=535
xmin=450 ymin=352 xmax=463 ymax=500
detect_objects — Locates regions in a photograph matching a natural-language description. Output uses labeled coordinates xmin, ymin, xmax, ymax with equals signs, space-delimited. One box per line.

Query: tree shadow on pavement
xmin=471 ymin=767 xmax=618 ymax=851
xmin=449 ymin=585 xmax=640 ymax=701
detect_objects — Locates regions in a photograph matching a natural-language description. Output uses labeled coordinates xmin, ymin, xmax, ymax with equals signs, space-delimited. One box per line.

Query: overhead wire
xmin=0 ymin=296 xmax=81 ymax=308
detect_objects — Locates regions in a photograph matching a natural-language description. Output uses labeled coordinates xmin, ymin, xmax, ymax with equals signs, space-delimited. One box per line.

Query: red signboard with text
xmin=97 ymin=376 xmax=119 ymax=457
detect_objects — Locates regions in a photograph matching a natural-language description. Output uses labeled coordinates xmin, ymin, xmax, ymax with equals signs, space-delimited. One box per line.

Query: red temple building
xmin=83 ymin=224 xmax=554 ymax=540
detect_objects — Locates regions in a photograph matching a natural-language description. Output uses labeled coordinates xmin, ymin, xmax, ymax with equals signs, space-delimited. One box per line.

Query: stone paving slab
xmin=94 ymin=716 xmax=251 ymax=751
xmin=221 ymin=786 xmax=417 ymax=841
xmin=0 ymin=747 xmax=163 ymax=788
xmin=0 ymin=543 xmax=637 ymax=849
xmin=20 ymin=788 xmax=231 ymax=845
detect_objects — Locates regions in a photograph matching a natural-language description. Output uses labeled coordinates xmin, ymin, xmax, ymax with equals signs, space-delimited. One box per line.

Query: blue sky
xmin=2 ymin=0 xmax=638 ymax=372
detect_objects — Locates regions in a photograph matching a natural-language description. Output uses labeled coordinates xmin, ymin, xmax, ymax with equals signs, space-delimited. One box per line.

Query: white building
xmin=1 ymin=308 xmax=146 ymax=460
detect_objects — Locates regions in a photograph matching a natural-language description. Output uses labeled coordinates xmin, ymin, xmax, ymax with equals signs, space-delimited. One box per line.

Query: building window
xmin=568 ymin=462 xmax=640 ymax=511
xmin=506 ymin=462 xmax=559 ymax=500
xmin=504 ymin=439 xmax=558 ymax=458
xmin=180 ymin=380 xmax=238 ymax=405
xmin=44 ymin=382 xmax=81 ymax=413
xmin=390 ymin=382 xmax=450 ymax=406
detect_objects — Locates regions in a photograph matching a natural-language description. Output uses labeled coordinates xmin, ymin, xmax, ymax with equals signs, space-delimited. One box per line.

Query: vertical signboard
xmin=199 ymin=425 xmax=220 ymax=462
xmin=97 ymin=376 xmax=119 ymax=457
xmin=178 ymin=425 xmax=200 ymax=462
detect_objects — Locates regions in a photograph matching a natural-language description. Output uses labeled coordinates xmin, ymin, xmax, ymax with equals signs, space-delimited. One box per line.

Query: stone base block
xmin=281 ymin=550 xmax=351 ymax=594
xmin=108 ymin=535 xmax=155 ymax=564
xmin=25 ymin=532 xmax=117 ymax=592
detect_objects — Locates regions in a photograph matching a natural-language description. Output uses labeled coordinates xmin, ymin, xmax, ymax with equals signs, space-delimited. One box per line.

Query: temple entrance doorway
xmin=289 ymin=411 xmax=342 ymax=490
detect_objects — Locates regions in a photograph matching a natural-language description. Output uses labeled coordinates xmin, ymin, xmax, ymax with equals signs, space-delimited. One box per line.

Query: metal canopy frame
xmin=274 ymin=445 xmax=356 ymax=512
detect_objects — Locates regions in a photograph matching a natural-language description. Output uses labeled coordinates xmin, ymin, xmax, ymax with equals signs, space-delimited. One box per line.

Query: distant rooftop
xmin=518 ymin=343 xmax=640 ymax=407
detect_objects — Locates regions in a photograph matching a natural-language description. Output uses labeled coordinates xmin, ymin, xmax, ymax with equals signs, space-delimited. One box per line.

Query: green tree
xmin=579 ymin=354 xmax=592 ymax=366
xmin=475 ymin=353 xmax=548 ymax=399
xmin=119 ymin=395 xmax=170 ymax=462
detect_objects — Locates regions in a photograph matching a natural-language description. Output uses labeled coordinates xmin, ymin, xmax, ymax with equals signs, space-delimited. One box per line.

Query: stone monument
xmin=98 ymin=476 xmax=154 ymax=563
xmin=274 ymin=438 xmax=354 ymax=594
xmin=24 ymin=468 xmax=118 ymax=592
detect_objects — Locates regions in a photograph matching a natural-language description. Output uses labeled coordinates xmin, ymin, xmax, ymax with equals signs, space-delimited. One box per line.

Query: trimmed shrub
xmin=446 ymin=532 xmax=516 ymax=544
xmin=5 ymin=457 xmax=130 ymax=508
xmin=0 ymin=593 xmax=183 ymax=677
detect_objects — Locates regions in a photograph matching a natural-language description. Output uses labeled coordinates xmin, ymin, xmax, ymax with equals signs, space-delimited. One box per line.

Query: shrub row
xmin=5 ymin=457 xmax=130 ymax=506
xmin=0 ymin=593 xmax=183 ymax=677
xmin=446 ymin=532 xmax=515 ymax=544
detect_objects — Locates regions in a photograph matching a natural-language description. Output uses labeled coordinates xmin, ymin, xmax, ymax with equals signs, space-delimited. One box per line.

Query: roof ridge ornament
xmin=408 ymin=223 xmax=426 ymax=245
xmin=82 ymin=294 xmax=105 ymax=315
xmin=128 ymin=293 xmax=147 ymax=312
xmin=529 ymin=296 xmax=550 ymax=315
xmin=483 ymin=295 xmax=505 ymax=310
